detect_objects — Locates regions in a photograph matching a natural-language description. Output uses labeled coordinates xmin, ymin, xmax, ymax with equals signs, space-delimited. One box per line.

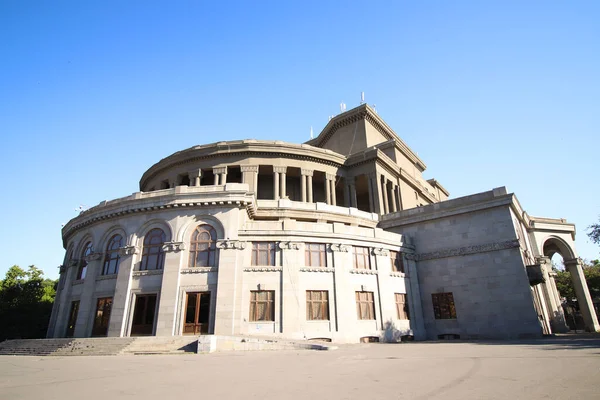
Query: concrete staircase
xmin=0 ymin=337 xmax=136 ymax=356
xmin=0 ymin=339 xmax=75 ymax=356
xmin=120 ymin=336 xmax=198 ymax=355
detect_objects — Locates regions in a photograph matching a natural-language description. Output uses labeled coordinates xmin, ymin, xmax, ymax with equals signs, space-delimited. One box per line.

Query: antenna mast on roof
xmin=360 ymin=92 xmax=365 ymax=104
xmin=310 ymin=126 xmax=313 ymax=139
xmin=340 ymin=102 xmax=346 ymax=113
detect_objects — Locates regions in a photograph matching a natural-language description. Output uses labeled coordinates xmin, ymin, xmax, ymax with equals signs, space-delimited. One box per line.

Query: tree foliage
xmin=0 ymin=265 xmax=58 ymax=341
xmin=589 ymin=218 xmax=600 ymax=247
xmin=554 ymin=259 xmax=600 ymax=302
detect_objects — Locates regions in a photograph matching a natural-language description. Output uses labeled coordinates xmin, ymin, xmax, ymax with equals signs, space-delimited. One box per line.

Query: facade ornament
xmin=372 ymin=248 xmax=389 ymax=256
xmin=68 ymin=259 xmax=79 ymax=268
xmin=118 ymin=245 xmax=139 ymax=257
xmin=162 ymin=241 xmax=185 ymax=253
xmin=325 ymin=173 xmax=336 ymax=181
xmin=59 ymin=264 xmax=66 ymax=273
xmin=534 ymin=256 xmax=551 ymax=265
xmin=217 ymin=240 xmax=247 ymax=250
xmin=84 ymin=252 xmax=102 ymax=262
xmin=330 ymin=243 xmax=349 ymax=252
xmin=213 ymin=166 xmax=227 ymax=174
xmin=300 ymin=169 xmax=314 ymax=177
xmin=278 ymin=242 xmax=301 ymax=250
xmin=299 ymin=267 xmax=334 ymax=273
xmin=240 ymin=165 xmax=259 ymax=172
xmin=273 ymin=166 xmax=287 ymax=173
xmin=416 ymin=239 xmax=520 ymax=262
xmin=243 ymin=266 xmax=283 ymax=272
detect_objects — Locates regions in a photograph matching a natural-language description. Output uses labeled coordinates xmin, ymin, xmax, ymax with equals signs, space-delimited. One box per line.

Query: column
xmin=241 ymin=165 xmax=259 ymax=194
xmin=367 ymin=172 xmax=377 ymax=213
xmin=50 ymin=261 xmax=78 ymax=337
xmin=155 ymin=241 xmax=185 ymax=336
xmin=273 ymin=170 xmax=280 ymax=200
xmin=107 ymin=245 xmax=139 ymax=337
xmin=564 ymin=258 xmax=600 ymax=332
xmin=188 ymin=169 xmax=202 ymax=187
xmin=213 ymin=173 xmax=219 ymax=185
xmin=326 ymin=174 xmax=336 ymax=205
xmin=74 ymin=253 xmax=103 ymax=337
xmin=331 ymin=177 xmax=337 ymax=206
xmin=301 ymin=174 xmax=307 ymax=202
xmin=274 ymin=166 xmax=287 ymax=199
xmin=404 ymin=253 xmax=426 ymax=340
xmin=330 ymin=244 xmax=353 ymax=340
xmin=394 ymin=185 xmax=402 ymax=211
xmin=537 ymin=257 xmax=569 ymax=333
xmin=381 ymin=176 xmax=389 ymax=214
xmin=302 ymin=169 xmax=313 ymax=203
xmin=213 ymin=167 xmax=227 ymax=185
xmin=214 ymin=240 xmax=247 ymax=335
xmin=349 ymin=180 xmax=357 ymax=208
xmin=390 ymin=183 xmax=397 ymax=213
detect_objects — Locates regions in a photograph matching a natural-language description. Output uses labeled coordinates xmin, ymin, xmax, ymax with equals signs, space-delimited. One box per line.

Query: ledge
xmin=243 ymin=267 xmax=283 ymax=272
xmin=96 ymin=274 xmax=118 ymax=281
xmin=181 ymin=267 xmax=217 ymax=274
xmin=349 ymin=269 xmax=378 ymax=275
xmin=132 ymin=270 xmax=164 ymax=277
xmin=299 ymin=267 xmax=334 ymax=273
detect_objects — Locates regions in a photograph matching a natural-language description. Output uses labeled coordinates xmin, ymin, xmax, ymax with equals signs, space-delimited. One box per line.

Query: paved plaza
xmin=1 ymin=337 xmax=599 ymax=400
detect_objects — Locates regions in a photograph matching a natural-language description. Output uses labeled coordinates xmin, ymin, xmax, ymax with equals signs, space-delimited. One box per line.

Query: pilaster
xmin=51 ymin=262 xmax=77 ymax=337
xmin=241 ymin=165 xmax=259 ymax=194
xmin=155 ymin=242 xmax=185 ymax=336
xmin=404 ymin=253 xmax=426 ymax=340
xmin=74 ymin=253 xmax=102 ymax=337
xmin=280 ymin=242 xmax=302 ymax=335
xmin=107 ymin=245 xmax=139 ymax=337
xmin=330 ymin=243 xmax=353 ymax=339
xmin=214 ymin=240 xmax=247 ymax=335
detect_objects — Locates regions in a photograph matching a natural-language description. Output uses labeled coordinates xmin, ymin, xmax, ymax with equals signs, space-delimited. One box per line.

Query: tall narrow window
xmin=140 ymin=228 xmax=166 ymax=271
xmin=65 ymin=300 xmax=80 ymax=337
xmin=390 ymin=250 xmax=404 ymax=273
xmin=356 ymin=291 xmax=375 ymax=320
xmin=77 ymin=242 xmax=93 ymax=280
xmin=251 ymin=242 xmax=276 ymax=266
xmin=189 ymin=225 xmax=217 ymax=268
xmin=306 ymin=290 xmax=329 ymax=321
xmin=432 ymin=292 xmax=457 ymax=319
xmin=102 ymin=234 xmax=123 ymax=275
xmin=352 ymin=246 xmax=371 ymax=270
xmin=305 ymin=243 xmax=326 ymax=267
xmin=395 ymin=293 xmax=410 ymax=320
xmin=249 ymin=290 xmax=275 ymax=321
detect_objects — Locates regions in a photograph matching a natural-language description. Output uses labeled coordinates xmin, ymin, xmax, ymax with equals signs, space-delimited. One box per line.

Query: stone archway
xmin=543 ymin=237 xmax=600 ymax=332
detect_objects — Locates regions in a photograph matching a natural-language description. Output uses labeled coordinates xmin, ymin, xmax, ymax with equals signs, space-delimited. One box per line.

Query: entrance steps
xmin=0 ymin=338 xmax=135 ymax=356
xmin=120 ymin=336 xmax=198 ymax=355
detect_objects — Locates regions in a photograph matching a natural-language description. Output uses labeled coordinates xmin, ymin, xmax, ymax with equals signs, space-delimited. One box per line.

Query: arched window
xmin=77 ymin=242 xmax=93 ymax=280
xmin=102 ymin=234 xmax=123 ymax=275
xmin=189 ymin=225 xmax=217 ymax=268
xmin=140 ymin=228 xmax=166 ymax=271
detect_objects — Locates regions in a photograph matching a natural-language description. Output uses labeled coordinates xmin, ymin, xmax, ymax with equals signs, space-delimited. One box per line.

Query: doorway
xmin=131 ymin=294 xmax=157 ymax=336
xmin=91 ymin=297 xmax=113 ymax=337
xmin=184 ymin=292 xmax=211 ymax=335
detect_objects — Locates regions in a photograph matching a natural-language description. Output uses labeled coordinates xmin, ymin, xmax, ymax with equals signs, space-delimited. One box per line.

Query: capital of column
xmin=278 ymin=241 xmax=301 ymax=250
xmin=188 ymin=169 xmax=202 ymax=179
xmin=217 ymin=240 xmax=247 ymax=250
xmin=372 ymin=248 xmax=389 ymax=256
xmin=118 ymin=245 xmax=139 ymax=257
xmin=213 ymin=166 xmax=227 ymax=175
xmin=564 ymin=257 xmax=583 ymax=267
xmin=240 ymin=165 xmax=259 ymax=173
xmin=301 ymin=169 xmax=313 ymax=177
xmin=161 ymin=241 xmax=185 ymax=253
xmin=330 ymin=243 xmax=349 ymax=252
xmin=273 ymin=166 xmax=287 ymax=174
xmin=84 ymin=253 xmax=102 ymax=262
xmin=325 ymin=173 xmax=336 ymax=181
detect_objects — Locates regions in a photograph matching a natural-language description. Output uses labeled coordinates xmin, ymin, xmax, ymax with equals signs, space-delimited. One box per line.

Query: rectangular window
xmin=432 ymin=292 xmax=457 ymax=319
xmin=91 ymin=297 xmax=113 ymax=336
xmin=352 ymin=246 xmax=371 ymax=270
xmin=306 ymin=290 xmax=329 ymax=321
xmin=249 ymin=290 xmax=275 ymax=322
xmin=76 ymin=262 xmax=87 ymax=280
xmin=305 ymin=243 xmax=327 ymax=267
xmin=395 ymin=293 xmax=410 ymax=320
xmin=355 ymin=291 xmax=375 ymax=320
xmin=390 ymin=251 xmax=405 ymax=273
xmin=251 ymin=242 xmax=276 ymax=266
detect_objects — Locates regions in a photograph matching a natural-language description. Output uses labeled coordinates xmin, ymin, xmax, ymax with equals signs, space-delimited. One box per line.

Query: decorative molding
xmin=372 ymin=248 xmax=389 ymax=256
xmin=181 ymin=267 xmax=217 ymax=274
xmin=132 ymin=269 xmax=164 ymax=277
xmin=84 ymin=253 xmax=102 ymax=262
xmin=96 ymin=274 xmax=117 ymax=281
xmin=350 ymin=269 xmax=378 ymax=275
xmin=68 ymin=259 xmax=79 ymax=268
xmin=72 ymin=279 xmax=84 ymax=286
xmin=325 ymin=173 xmax=336 ymax=181
xmin=404 ymin=253 xmax=417 ymax=261
xmin=118 ymin=246 xmax=139 ymax=256
xmin=240 ymin=165 xmax=259 ymax=173
xmin=535 ymin=256 xmax=551 ymax=265
xmin=273 ymin=166 xmax=287 ymax=173
xmin=300 ymin=169 xmax=314 ymax=177
xmin=330 ymin=243 xmax=349 ymax=252
xmin=213 ymin=166 xmax=227 ymax=174
xmin=279 ymin=241 xmax=301 ymax=250
xmin=162 ymin=241 xmax=185 ymax=253
xmin=390 ymin=272 xmax=406 ymax=278
xmin=416 ymin=239 xmax=520 ymax=262
xmin=243 ymin=266 xmax=283 ymax=272
xmin=564 ymin=257 xmax=584 ymax=267
xmin=300 ymin=267 xmax=334 ymax=273
xmin=217 ymin=240 xmax=247 ymax=250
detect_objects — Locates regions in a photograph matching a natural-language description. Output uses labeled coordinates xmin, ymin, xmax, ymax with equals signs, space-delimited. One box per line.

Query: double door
xmin=184 ymin=292 xmax=211 ymax=335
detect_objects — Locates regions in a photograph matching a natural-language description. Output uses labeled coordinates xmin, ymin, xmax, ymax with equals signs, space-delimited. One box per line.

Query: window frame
xmin=352 ymin=246 xmax=371 ymax=270
xmin=355 ymin=291 xmax=376 ymax=320
xmin=395 ymin=293 xmax=410 ymax=320
xmin=305 ymin=243 xmax=327 ymax=268
xmin=431 ymin=292 xmax=457 ymax=320
xmin=140 ymin=228 xmax=166 ymax=271
xmin=102 ymin=234 xmax=123 ymax=275
xmin=306 ymin=290 xmax=330 ymax=321
xmin=249 ymin=290 xmax=275 ymax=322
xmin=251 ymin=242 xmax=277 ymax=266
xmin=77 ymin=242 xmax=93 ymax=280
xmin=188 ymin=224 xmax=218 ymax=268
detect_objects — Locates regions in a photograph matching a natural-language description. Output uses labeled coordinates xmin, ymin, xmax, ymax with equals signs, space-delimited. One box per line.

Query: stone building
xmin=47 ymin=104 xmax=599 ymax=342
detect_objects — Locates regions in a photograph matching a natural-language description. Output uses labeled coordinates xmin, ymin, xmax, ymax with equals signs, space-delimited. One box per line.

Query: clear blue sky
xmin=1 ymin=1 xmax=599 ymax=280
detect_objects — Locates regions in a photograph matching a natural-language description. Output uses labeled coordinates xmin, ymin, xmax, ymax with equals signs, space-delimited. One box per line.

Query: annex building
xmin=47 ymin=104 xmax=600 ymax=342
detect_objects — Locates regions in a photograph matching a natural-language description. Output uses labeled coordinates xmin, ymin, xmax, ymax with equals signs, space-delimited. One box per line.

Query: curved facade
xmin=48 ymin=104 xmax=599 ymax=342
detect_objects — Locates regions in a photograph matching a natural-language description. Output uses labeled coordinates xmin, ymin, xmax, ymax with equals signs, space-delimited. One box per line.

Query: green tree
xmin=0 ymin=265 xmax=57 ymax=341
xmin=588 ymin=218 xmax=600 ymax=247
xmin=554 ymin=259 xmax=600 ymax=302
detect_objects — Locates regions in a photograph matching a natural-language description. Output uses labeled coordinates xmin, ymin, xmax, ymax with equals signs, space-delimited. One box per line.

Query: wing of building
xmin=47 ymin=104 xmax=600 ymax=342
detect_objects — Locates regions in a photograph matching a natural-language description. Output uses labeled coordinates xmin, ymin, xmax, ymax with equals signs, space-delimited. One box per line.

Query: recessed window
xmin=305 ymin=243 xmax=327 ymax=267
xmin=189 ymin=225 xmax=217 ymax=268
xmin=432 ymin=292 xmax=457 ymax=320
xmin=140 ymin=228 xmax=166 ymax=271
xmin=306 ymin=290 xmax=329 ymax=321
xmin=395 ymin=293 xmax=410 ymax=320
xmin=77 ymin=242 xmax=93 ymax=280
xmin=91 ymin=297 xmax=113 ymax=337
xmin=355 ymin=291 xmax=375 ymax=320
xmin=352 ymin=246 xmax=371 ymax=270
xmin=249 ymin=290 xmax=275 ymax=322
xmin=251 ymin=242 xmax=276 ymax=266
xmin=390 ymin=250 xmax=404 ymax=273
xmin=102 ymin=234 xmax=123 ymax=275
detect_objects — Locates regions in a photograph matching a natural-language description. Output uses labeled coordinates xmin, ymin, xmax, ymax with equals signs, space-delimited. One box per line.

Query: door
xmin=131 ymin=294 xmax=157 ymax=336
xmin=65 ymin=300 xmax=80 ymax=337
xmin=91 ymin=297 xmax=113 ymax=337
xmin=184 ymin=292 xmax=210 ymax=335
